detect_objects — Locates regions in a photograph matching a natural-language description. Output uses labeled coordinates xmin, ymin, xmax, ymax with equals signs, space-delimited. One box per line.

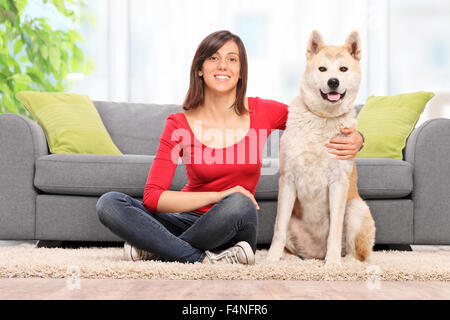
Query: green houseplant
xmin=0 ymin=0 xmax=94 ymax=118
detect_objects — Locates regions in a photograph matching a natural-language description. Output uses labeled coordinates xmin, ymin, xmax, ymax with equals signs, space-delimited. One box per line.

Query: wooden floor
xmin=1 ymin=278 xmax=449 ymax=300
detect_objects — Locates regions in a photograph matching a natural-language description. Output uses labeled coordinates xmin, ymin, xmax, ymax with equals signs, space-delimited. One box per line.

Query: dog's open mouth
xmin=320 ymin=90 xmax=346 ymax=103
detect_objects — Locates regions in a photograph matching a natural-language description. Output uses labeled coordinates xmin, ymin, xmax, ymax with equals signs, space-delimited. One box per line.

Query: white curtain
xmin=70 ymin=0 xmax=450 ymax=114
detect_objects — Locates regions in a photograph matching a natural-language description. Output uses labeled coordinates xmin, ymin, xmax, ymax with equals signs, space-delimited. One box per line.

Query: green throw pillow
xmin=356 ymin=91 xmax=435 ymax=160
xmin=16 ymin=91 xmax=122 ymax=155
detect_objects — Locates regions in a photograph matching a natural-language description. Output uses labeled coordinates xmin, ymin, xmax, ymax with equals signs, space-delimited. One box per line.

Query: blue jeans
xmin=96 ymin=191 xmax=258 ymax=263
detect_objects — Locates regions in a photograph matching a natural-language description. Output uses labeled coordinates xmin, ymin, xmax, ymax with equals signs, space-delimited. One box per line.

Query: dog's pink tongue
xmin=328 ymin=93 xmax=341 ymax=101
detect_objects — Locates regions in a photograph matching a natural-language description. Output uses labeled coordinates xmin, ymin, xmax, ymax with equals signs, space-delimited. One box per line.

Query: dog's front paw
xmin=265 ymin=249 xmax=282 ymax=262
xmin=324 ymin=254 xmax=342 ymax=268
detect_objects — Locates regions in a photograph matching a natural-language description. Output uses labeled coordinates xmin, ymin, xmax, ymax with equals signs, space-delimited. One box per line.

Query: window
xmin=71 ymin=0 xmax=369 ymax=105
xmin=64 ymin=0 xmax=449 ymax=117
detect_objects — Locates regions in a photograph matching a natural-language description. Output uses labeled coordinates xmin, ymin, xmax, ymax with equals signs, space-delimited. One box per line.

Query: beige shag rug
xmin=0 ymin=245 xmax=449 ymax=281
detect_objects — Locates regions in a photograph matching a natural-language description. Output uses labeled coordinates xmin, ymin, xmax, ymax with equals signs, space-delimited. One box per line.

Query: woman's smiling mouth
xmin=214 ymin=75 xmax=231 ymax=81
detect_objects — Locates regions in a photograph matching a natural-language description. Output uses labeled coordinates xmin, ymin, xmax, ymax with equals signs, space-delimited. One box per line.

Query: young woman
xmin=96 ymin=30 xmax=364 ymax=265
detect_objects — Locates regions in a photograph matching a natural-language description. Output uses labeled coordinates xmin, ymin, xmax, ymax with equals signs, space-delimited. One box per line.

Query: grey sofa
xmin=1 ymin=101 xmax=449 ymax=246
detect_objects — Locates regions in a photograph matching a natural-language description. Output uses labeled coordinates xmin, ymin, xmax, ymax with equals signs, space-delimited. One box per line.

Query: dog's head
xmin=300 ymin=30 xmax=361 ymax=118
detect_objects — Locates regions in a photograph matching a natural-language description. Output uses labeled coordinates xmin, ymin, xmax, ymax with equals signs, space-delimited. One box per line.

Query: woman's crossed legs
xmin=96 ymin=192 xmax=258 ymax=263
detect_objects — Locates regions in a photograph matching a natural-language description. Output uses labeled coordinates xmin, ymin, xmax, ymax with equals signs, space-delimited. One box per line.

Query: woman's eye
xmin=229 ymin=57 xmax=238 ymax=62
xmin=340 ymin=66 xmax=348 ymax=72
xmin=210 ymin=56 xmax=218 ymax=61
xmin=318 ymin=66 xmax=327 ymax=72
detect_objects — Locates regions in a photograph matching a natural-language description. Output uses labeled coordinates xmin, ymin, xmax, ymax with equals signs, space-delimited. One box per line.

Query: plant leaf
xmin=2 ymin=93 xmax=18 ymax=113
xmin=49 ymin=47 xmax=61 ymax=70
xmin=13 ymin=39 xmax=24 ymax=55
xmin=0 ymin=0 xmax=93 ymax=118
xmin=40 ymin=45 xmax=48 ymax=59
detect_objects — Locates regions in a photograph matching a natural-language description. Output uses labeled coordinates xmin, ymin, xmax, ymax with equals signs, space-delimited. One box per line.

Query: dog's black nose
xmin=328 ymin=78 xmax=339 ymax=90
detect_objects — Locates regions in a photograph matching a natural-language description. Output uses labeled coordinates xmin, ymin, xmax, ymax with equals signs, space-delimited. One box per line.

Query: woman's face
xmin=199 ymin=40 xmax=241 ymax=96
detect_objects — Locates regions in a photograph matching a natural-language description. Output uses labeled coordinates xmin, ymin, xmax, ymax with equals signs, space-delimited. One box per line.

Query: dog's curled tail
xmin=354 ymin=209 xmax=376 ymax=261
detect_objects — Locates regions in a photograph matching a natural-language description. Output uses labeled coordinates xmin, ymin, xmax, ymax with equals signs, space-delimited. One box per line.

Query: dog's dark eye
xmin=318 ymin=66 xmax=327 ymax=72
xmin=340 ymin=66 xmax=348 ymax=72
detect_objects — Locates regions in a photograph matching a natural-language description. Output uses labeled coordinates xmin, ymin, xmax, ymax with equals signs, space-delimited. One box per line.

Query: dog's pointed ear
xmin=306 ymin=30 xmax=324 ymax=60
xmin=345 ymin=30 xmax=361 ymax=61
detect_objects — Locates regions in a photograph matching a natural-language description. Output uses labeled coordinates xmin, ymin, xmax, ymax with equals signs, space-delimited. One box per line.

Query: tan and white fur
xmin=266 ymin=30 xmax=375 ymax=266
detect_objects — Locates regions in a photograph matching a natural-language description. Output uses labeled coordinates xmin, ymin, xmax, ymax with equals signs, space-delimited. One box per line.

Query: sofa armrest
xmin=404 ymin=118 xmax=450 ymax=244
xmin=0 ymin=114 xmax=48 ymax=239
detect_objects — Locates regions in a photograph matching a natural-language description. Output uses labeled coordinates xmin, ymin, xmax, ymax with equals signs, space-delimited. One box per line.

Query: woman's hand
xmin=325 ymin=128 xmax=364 ymax=160
xmin=212 ymin=185 xmax=260 ymax=210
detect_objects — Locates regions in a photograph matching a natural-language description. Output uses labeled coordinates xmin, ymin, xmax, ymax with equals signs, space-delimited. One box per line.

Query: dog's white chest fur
xmin=281 ymin=96 xmax=356 ymax=200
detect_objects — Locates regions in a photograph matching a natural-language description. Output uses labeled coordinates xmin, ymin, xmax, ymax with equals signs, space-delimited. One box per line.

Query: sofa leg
xmin=60 ymin=241 xmax=124 ymax=248
xmin=35 ymin=240 xmax=63 ymax=248
xmin=35 ymin=240 xmax=124 ymax=248
xmin=373 ymin=244 xmax=412 ymax=251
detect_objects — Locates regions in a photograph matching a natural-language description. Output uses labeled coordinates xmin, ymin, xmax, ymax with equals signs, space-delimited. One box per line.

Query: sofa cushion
xmin=35 ymin=155 xmax=412 ymax=200
xmin=356 ymin=91 xmax=434 ymax=160
xmin=93 ymin=101 xmax=181 ymax=156
xmin=16 ymin=92 xmax=122 ymax=155
xmin=355 ymin=158 xmax=413 ymax=199
xmin=34 ymin=154 xmax=187 ymax=197
xmin=255 ymin=158 xmax=412 ymax=200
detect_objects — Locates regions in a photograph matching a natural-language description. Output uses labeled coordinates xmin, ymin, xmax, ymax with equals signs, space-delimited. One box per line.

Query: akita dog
xmin=266 ymin=30 xmax=375 ymax=266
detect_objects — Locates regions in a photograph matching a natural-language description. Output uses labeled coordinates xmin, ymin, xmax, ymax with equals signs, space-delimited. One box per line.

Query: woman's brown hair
xmin=183 ymin=30 xmax=248 ymax=115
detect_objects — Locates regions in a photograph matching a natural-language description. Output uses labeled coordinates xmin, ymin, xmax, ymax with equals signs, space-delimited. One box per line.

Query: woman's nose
xmin=218 ymin=58 xmax=227 ymax=69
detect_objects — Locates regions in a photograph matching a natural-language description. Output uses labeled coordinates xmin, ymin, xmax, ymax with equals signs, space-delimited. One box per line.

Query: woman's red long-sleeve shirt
xmin=143 ymin=97 xmax=288 ymax=214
